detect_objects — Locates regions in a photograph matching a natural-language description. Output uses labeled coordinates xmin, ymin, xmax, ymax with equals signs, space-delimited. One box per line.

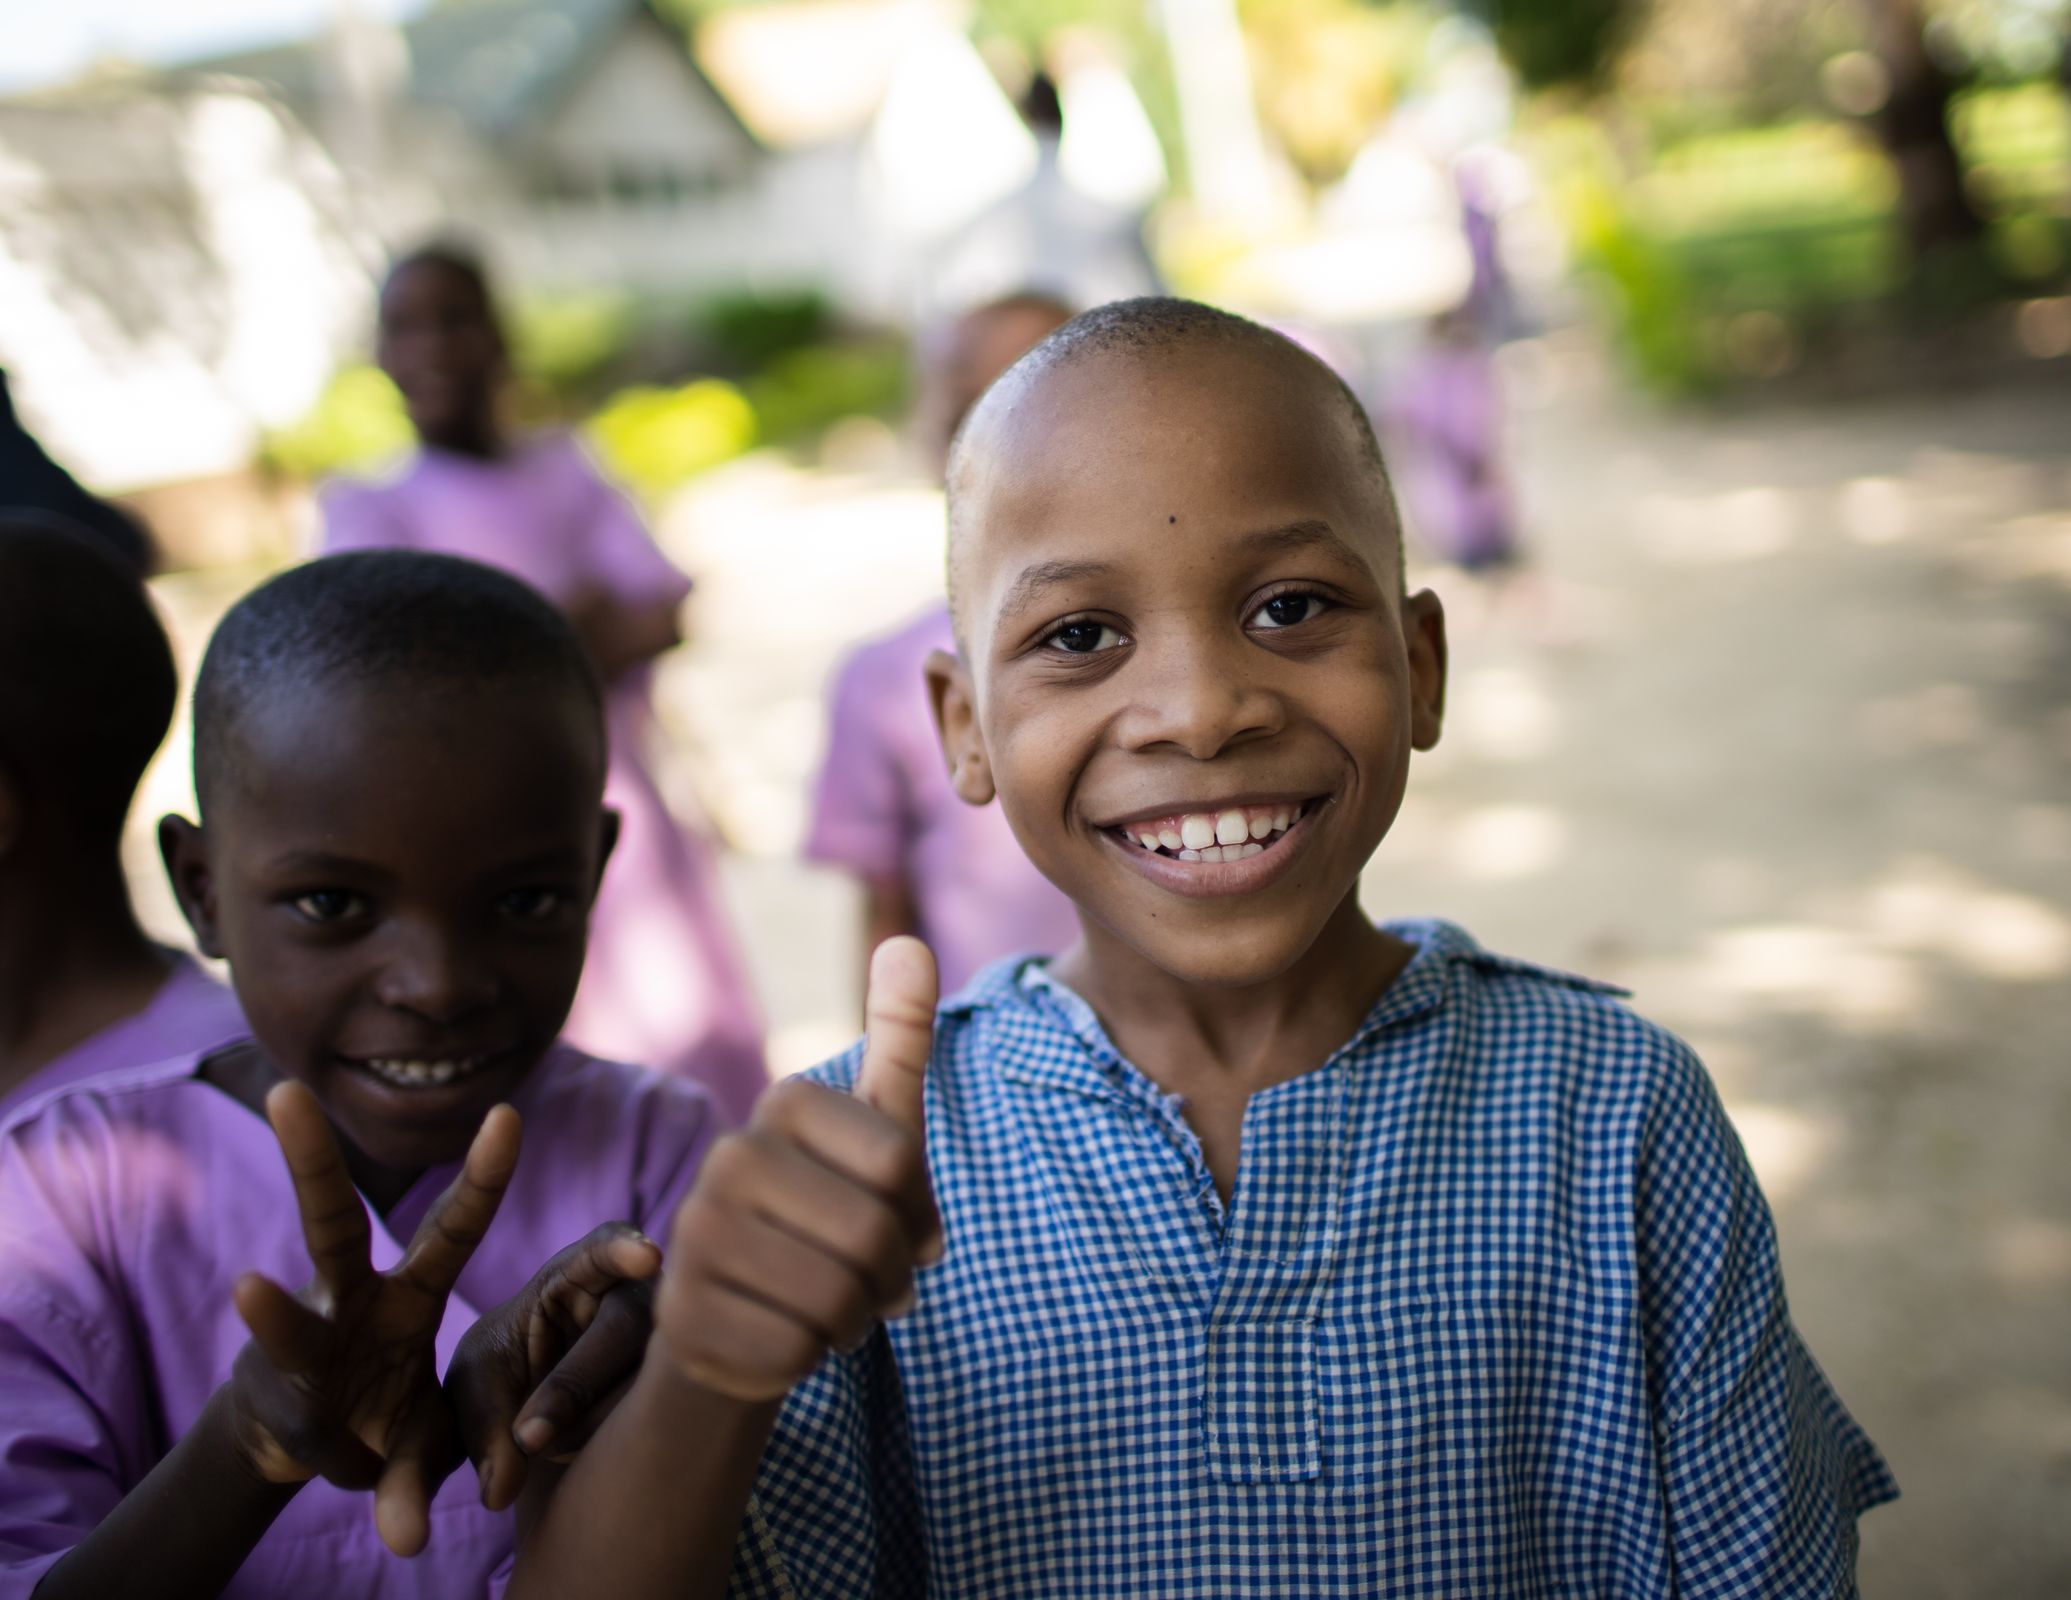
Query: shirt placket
xmin=1197 ymin=1062 xmax=1350 ymax=1484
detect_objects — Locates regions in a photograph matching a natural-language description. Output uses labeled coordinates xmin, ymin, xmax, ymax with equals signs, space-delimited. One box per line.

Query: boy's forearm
xmin=506 ymin=1335 xmax=781 ymax=1600
xmin=33 ymin=1387 xmax=299 ymax=1600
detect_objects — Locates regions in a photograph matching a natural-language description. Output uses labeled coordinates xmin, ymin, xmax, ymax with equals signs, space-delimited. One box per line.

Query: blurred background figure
xmin=318 ymin=245 xmax=767 ymax=1124
xmin=0 ymin=514 xmax=243 ymax=1120
xmin=930 ymin=70 xmax=1165 ymax=314
xmin=805 ymin=291 xmax=1081 ymax=1001
xmin=0 ymin=372 xmax=155 ymax=575
xmin=1383 ymin=301 xmax=1524 ymax=610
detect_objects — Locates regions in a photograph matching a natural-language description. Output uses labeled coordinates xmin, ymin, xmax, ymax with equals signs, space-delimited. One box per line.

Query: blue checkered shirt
xmin=731 ymin=919 xmax=1895 ymax=1598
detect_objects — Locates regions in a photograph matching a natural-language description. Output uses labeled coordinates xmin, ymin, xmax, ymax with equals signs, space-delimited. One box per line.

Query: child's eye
xmin=1042 ymin=619 xmax=1126 ymax=655
xmin=1249 ymin=591 xmax=1329 ymax=630
xmin=500 ymin=888 xmax=570 ymax=922
xmin=291 ymin=890 xmax=367 ymax=924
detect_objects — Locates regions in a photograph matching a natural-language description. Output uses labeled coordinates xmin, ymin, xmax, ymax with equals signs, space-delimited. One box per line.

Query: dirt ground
xmin=136 ymin=333 xmax=2070 ymax=1594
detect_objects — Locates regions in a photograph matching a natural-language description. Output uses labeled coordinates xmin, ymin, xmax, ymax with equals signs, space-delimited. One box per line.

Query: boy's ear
xmin=923 ymin=647 xmax=996 ymax=807
xmin=158 ymin=814 xmax=225 ymax=959
xmin=1404 ymin=589 xmax=1448 ymax=752
xmin=592 ymin=808 xmax=622 ymax=899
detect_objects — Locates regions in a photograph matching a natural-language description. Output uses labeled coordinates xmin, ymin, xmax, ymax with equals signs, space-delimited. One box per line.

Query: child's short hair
xmin=383 ymin=239 xmax=499 ymax=318
xmin=0 ymin=512 xmax=176 ymax=845
xmin=951 ymin=297 xmax=1388 ymax=478
xmin=941 ymin=296 xmax=1403 ymax=622
xmin=192 ymin=551 xmax=602 ymax=814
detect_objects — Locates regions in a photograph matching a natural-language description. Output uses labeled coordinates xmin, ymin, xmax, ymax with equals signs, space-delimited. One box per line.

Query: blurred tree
xmin=1478 ymin=0 xmax=1634 ymax=89
xmin=1481 ymin=0 xmax=1990 ymax=257
xmin=1856 ymin=0 xmax=1988 ymax=249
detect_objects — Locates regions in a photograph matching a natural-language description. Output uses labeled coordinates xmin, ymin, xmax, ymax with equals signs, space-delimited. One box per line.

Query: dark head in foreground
xmin=0 ymin=512 xmax=175 ymax=868
xmin=929 ymin=296 xmax=1447 ymax=991
xmin=163 ymin=550 xmax=614 ymax=1178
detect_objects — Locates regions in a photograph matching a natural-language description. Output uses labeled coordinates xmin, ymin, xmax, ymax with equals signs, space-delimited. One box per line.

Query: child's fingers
xmin=372 ymin=1407 xmax=462 ymax=1558
xmin=720 ymin=1126 xmax=923 ymax=1314
xmin=396 ymin=1104 xmax=522 ymax=1298
xmin=656 ymin=1267 xmax=841 ymax=1403
xmin=264 ymin=1081 xmax=374 ymax=1302
xmin=855 ymin=936 xmax=937 ymax=1139
xmin=761 ymin=1081 xmax=942 ymax=1269
xmin=535 ymin=1224 xmax=663 ymax=1317
xmin=511 ymin=1281 xmax=653 ymax=1459
xmin=232 ymin=1269 xmax=333 ymax=1376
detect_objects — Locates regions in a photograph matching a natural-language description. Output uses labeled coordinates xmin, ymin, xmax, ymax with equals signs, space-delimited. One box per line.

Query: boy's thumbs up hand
xmin=856 ymin=935 xmax=938 ymax=1137
xmin=657 ymin=938 xmax=943 ymax=1404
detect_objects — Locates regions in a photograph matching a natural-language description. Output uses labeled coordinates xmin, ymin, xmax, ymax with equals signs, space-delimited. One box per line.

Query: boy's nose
xmin=1117 ymin=632 xmax=1283 ymax=760
xmin=373 ymin=925 xmax=498 ymax=1021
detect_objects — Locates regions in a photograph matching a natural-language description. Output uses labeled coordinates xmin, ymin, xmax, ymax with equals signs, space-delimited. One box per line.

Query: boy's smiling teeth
xmin=356 ymin=1055 xmax=490 ymax=1089
xmin=1118 ymin=802 xmax=1304 ymax=863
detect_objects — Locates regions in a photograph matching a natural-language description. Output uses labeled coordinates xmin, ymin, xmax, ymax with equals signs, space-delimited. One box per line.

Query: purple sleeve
xmin=316 ymin=480 xmax=413 ymax=556
xmin=0 ymin=1124 xmax=154 ymax=1596
xmin=630 ymin=1073 xmax=724 ymax=1239
xmin=802 ymin=648 xmax=915 ymax=886
xmin=567 ymin=443 xmax=693 ymax=613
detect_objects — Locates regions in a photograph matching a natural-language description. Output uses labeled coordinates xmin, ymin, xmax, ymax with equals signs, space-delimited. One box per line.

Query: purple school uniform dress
xmin=0 ymin=1043 xmax=717 ymax=1599
xmin=805 ymin=605 xmax=1081 ymax=996
xmin=320 ymin=437 xmax=767 ymax=1124
xmin=1387 ymin=344 xmax=1519 ymax=572
xmin=0 ymin=953 xmax=244 ymax=1123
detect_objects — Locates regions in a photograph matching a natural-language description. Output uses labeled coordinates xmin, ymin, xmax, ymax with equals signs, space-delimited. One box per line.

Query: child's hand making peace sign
xmin=225 ymin=1080 xmax=521 ymax=1556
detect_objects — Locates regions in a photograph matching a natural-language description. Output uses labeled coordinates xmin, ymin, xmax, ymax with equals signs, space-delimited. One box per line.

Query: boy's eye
xmin=291 ymin=890 xmax=367 ymax=924
xmin=1250 ymin=592 xmax=1328 ymax=630
xmin=1043 ymin=619 xmax=1126 ymax=655
xmin=500 ymin=888 xmax=570 ymax=922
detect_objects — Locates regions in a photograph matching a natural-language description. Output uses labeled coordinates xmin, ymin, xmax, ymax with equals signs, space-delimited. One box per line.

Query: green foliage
xmin=1538 ymin=80 xmax=2071 ymax=392
xmin=744 ymin=338 xmax=910 ymax=445
xmin=1241 ymin=0 xmax=1436 ymax=183
xmin=508 ymin=290 xmax=636 ymax=395
xmin=1488 ymin=0 xmax=1634 ymax=89
xmin=260 ymin=365 xmax=415 ymax=479
xmin=691 ymin=289 xmax=834 ymax=374
xmin=586 ymin=379 xmax=759 ymax=496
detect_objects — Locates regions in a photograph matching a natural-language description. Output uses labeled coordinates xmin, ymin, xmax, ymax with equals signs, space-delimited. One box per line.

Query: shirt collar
xmin=963 ymin=919 xmax=1477 ymax=1103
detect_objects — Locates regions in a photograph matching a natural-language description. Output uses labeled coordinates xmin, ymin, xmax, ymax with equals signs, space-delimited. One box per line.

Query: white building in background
xmin=0 ymin=85 xmax=371 ymax=495
xmin=0 ymin=0 xmax=1167 ymax=499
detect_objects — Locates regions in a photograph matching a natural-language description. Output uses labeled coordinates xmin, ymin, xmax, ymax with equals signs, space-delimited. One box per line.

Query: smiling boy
xmin=0 ymin=553 xmax=718 ymax=1598
xmin=510 ymin=299 xmax=1894 ymax=1599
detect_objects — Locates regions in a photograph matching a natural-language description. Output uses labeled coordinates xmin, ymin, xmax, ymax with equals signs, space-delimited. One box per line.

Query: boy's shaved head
xmin=946 ymin=297 xmax=1399 ymax=631
xmin=193 ymin=551 xmax=603 ymax=816
xmin=0 ymin=512 xmax=176 ymax=846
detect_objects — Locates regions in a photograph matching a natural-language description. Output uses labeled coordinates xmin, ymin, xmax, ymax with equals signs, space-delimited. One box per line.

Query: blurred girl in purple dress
xmin=318 ymin=246 xmax=765 ymax=1123
xmin=1386 ymin=304 xmax=1520 ymax=578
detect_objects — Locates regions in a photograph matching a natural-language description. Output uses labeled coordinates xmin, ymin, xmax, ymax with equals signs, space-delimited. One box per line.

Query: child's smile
xmin=1097 ymin=796 xmax=1327 ymax=897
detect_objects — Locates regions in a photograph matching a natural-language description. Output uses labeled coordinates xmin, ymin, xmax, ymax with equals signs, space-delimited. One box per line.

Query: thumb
xmin=856 ymin=935 xmax=938 ymax=1137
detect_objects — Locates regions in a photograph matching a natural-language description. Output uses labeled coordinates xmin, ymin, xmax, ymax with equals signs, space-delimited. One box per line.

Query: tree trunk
xmin=1857 ymin=0 xmax=1987 ymax=255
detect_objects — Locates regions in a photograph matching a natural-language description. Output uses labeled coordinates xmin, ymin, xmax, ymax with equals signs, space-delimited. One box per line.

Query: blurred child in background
xmin=0 ymin=514 xmax=243 ymax=1120
xmin=319 ymin=245 xmax=765 ymax=1123
xmin=805 ymin=293 xmax=1082 ymax=999
xmin=1385 ymin=303 xmax=1521 ymax=583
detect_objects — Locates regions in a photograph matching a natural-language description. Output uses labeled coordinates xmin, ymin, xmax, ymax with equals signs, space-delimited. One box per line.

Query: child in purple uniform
xmin=320 ymin=245 xmax=765 ymax=1124
xmin=1385 ymin=304 xmax=1521 ymax=575
xmin=806 ymin=295 xmax=1081 ymax=997
xmin=0 ymin=553 xmax=718 ymax=1598
xmin=0 ymin=515 xmax=244 ymax=1121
